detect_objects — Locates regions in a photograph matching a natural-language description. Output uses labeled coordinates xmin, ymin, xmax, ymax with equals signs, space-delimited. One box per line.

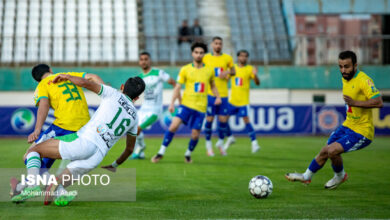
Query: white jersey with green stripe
xmin=77 ymin=85 xmax=138 ymax=156
xmin=138 ymin=68 xmax=170 ymax=112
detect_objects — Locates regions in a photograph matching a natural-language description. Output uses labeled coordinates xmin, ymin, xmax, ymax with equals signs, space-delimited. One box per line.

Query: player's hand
xmin=214 ymin=97 xmax=222 ymax=105
xmin=27 ymin=130 xmax=40 ymax=143
xmin=101 ymin=165 xmax=117 ymax=173
xmin=343 ymin=95 xmax=357 ymax=107
xmin=168 ymin=104 xmax=175 ymax=113
xmin=52 ymin=74 xmax=70 ymax=83
xmin=219 ymin=71 xmax=228 ymax=79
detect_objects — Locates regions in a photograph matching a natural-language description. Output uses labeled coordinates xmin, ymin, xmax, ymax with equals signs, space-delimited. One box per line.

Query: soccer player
xmin=223 ymin=50 xmax=261 ymax=153
xmin=10 ymin=64 xmax=103 ymax=197
xmin=11 ymin=75 xmax=145 ymax=206
xmin=285 ymin=51 xmax=383 ymax=189
xmin=151 ymin=42 xmax=222 ymax=163
xmin=202 ymin=36 xmax=235 ymax=156
xmin=129 ymin=52 xmax=176 ymax=160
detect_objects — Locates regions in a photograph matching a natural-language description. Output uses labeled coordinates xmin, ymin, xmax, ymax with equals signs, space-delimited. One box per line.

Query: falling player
xmin=11 ymin=75 xmax=145 ymax=206
xmin=285 ymin=51 xmax=383 ymax=189
xmin=151 ymin=42 xmax=222 ymax=163
xmin=129 ymin=52 xmax=176 ymax=159
xmin=223 ymin=50 xmax=261 ymax=153
xmin=202 ymin=36 xmax=235 ymax=156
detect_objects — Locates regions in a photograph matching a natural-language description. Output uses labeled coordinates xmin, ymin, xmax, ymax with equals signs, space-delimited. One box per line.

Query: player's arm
xmin=210 ymin=80 xmax=222 ymax=105
xmin=169 ymin=83 xmax=182 ymax=113
xmin=101 ymin=134 xmax=136 ymax=172
xmin=85 ymin=73 xmax=104 ymax=84
xmin=252 ymin=67 xmax=260 ymax=86
xmin=344 ymin=95 xmax=383 ymax=108
xmin=28 ymin=98 xmax=50 ymax=143
xmin=53 ymin=74 xmax=101 ymax=94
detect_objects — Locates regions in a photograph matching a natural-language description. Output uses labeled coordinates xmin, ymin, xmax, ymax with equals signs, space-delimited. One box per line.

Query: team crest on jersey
xmin=235 ymin=77 xmax=243 ymax=86
xmin=367 ymin=79 xmax=378 ymax=93
xmin=194 ymin=82 xmax=205 ymax=93
xmin=214 ymin=67 xmax=224 ymax=77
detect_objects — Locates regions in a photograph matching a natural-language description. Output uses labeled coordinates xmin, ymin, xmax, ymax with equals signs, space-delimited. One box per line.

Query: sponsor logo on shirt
xmin=235 ymin=77 xmax=243 ymax=86
xmin=194 ymin=82 xmax=205 ymax=93
xmin=214 ymin=67 xmax=224 ymax=77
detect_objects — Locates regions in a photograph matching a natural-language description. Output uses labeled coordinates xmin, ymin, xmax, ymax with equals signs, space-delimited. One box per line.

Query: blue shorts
xmin=228 ymin=104 xmax=249 ymax=117
xmin=327 ymin=126 xmax=372 ymax=153
xmin=207 ymin=96 xmax=229 ymax=116
xmin=176 ymin=105 xmax=205 ymax=130
xmin=35 ymin=124 xmax=75 ymax=169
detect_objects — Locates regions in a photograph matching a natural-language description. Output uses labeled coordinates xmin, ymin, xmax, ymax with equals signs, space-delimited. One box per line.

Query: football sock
xmin=56 ymin=184 xmax=68 ymax=196
xmin=26 ymin=152 xmax=41 ymax=187
xmin=304 ymin=158 xmax=323 ymax=179
xmin=332 ymin=164 xmax=345 ymax=178
xmin=225 ymin=123 xmax=232 ymax=137
xmin=188 ymin=138 xmax=199 ymax=152
xmin=218 ymin=122 xmax=227 ymax=140
xmin=158 ymin=145 xmax=167 ymax=155
xmin=137 ymin=131 xmax=146 ymax=149
xmin=204 ymin=121 xmax=212 ymax=141
xmin=162 ymin=131 xmax=175 ymax=147
xmin=245 ymin=123 xmax=256 ymax=141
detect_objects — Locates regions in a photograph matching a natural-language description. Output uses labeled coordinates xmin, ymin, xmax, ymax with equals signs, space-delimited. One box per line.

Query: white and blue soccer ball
xmin=248 ymin=175 xmax=273 ymax=199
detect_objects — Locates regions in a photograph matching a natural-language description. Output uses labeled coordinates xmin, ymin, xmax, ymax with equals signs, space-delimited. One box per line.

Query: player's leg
xmin=223 ymin=104 xmax=238 ymax=151
xmin=152 ymin=106 xmax=186 ymax=163
xmin=324 ymin=127 xmax=371 ymax=189
xmin=12 ymin=139 xmax=61 ymax=203
xmin=243 ymin=116 xmax=260 ymax=153
xmin=285 ymin=126 xmax=347 ymax=185
xmin=215 ymin=97 xmax=229 ymax=155
xmin=184 ymin=110 xmax=205 ymax=163
xmin=205 ymin=95 xmax=216 ymax=156
xmin=132 ymin=112 xmax=159 ymax=159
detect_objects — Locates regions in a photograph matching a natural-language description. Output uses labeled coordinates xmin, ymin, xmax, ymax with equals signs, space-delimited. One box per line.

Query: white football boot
xmin=324 ymin=173 xmax=348 ymax=189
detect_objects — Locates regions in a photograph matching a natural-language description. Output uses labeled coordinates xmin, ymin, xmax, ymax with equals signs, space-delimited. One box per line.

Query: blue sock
xmin=245 ymin=123 xmax=256 ymax=141
xmin=162 ymin=131 xmax=175 ymax=147
xmin=41 ymin=158 xmax=55 ymax=169
xmin=308 ymin=158 xmax=323 ymax=173
xmin=226 ymin=123 xmax=232 ymax=137
xmin=204 ymin=121 xmax=212 ymax=141
xmin=188 ymin=138 xmax=199 ymax=152
xmin=332 ymin=164 xmax=344 ymax=173
xmin=218 ymin=122 xmax=227 ymax=139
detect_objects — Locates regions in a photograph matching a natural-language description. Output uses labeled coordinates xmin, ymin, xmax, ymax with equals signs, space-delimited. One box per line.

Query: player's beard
xmin=342 ymin=68 xmax=356 ymax=80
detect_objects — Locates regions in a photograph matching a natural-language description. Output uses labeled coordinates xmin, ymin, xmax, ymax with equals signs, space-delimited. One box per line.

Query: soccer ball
xmin=248 ymin=175 xmax=273 ymax=199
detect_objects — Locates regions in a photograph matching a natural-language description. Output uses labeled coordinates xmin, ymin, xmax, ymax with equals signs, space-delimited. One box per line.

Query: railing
xmin=0 ymin=35 xmax=389 ymax=66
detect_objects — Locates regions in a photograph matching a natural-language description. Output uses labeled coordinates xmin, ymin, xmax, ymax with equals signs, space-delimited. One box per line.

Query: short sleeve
xmin=33 ymin=82 xmax=49 ymax=106
xmin=160 ymin=70 xmax=170 ymax=82
xmin=98 ymin=84 xmax=118 ymax=99
xmin=227 ymin=55 xmax=234 ymax=69
xmin=360 ymin=77 xmax=380 ymax=99
xmin=249 ymin=66 xmax=256 ymax=79
xmin=127 ymin=118 xmax=138 ymax=136
xmin=67 ymin=72 xmax=86 ymax=78
xmin=177 ymin=67 xmax=187 ymax=84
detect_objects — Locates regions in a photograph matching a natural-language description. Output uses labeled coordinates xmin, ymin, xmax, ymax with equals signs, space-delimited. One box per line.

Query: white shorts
xmin=59 ymin=136 xmax=104 ymax=173
xmin=138 ymin=109 xmax=161 ymax=130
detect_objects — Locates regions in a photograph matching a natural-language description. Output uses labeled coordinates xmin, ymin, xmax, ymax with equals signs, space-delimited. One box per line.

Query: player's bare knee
xmin=327 ymin=148 xmax=340 ymax=158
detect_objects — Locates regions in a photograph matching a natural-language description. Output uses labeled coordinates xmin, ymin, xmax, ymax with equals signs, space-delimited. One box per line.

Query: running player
xmin=129 ymin=52 xmax=176 ymax=160
xmin=11 ymin=75 xmax=145 ymax=206
xmin=223 ymin=50 xmax=261 ymax=153
xmin=285 ymin=51 xmax=383 ymax=189
xmin=202 ymin=36 xmax=235 ymax=156
xmin=10 ymin=64 xmax=103 ymax=197
xmin=151 ymin=42 xmax=222 ymax=163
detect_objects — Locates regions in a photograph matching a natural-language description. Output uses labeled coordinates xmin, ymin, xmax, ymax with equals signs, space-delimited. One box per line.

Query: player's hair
xmin=339 ymin=50 xmax=357 ymax=65
xmin=212 ymin=36 xmax=223 ymax=42
xmin=191 ymin=42 xmax=208 ymax=53
xmin=123 ymin=76 xmax=146 ymax=100
xmin=139 ymin=51 xmax=151 ymax=57
xmin=32 ymin=64 xmax=51 ymax=82
xmin=237 ymin=50 xmax=249 ymax=57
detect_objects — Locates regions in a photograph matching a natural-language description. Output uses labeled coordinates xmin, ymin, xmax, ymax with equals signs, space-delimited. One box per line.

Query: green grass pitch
xmin=0 ymin=136 xmax=389 ymax=219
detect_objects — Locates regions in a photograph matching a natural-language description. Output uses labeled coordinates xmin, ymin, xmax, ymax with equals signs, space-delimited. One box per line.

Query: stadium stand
xmin=226 ymin=0 xmax=291 ymax=62
xmin=141 ymin=0 xmax=199 ymax=62
xmin=0 ymin=0 xmax=139 ymax=64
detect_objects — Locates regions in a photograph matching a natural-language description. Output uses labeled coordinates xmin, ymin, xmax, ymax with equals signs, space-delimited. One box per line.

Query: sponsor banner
xmin=315 ymin=104 xmax=390 ymax=135
xmin=1 ymin=105 xmax=389 ymax=136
